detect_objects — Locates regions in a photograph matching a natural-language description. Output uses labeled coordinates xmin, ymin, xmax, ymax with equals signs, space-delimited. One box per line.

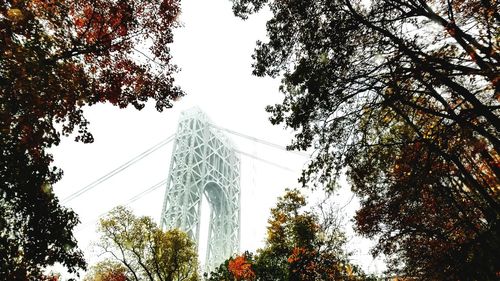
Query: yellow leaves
xmin=85 ymin=260 xmax=127 ymax=281
xmin=318 ymin=52 xmax=329 ymax=64
xmin=346 ymin=264 xmax=353 ymax=277
xmin=420 ymin=117 xmax=440 ymax=140
xmin=41 ymin=182 xmax=52 ymax=194
xmin=7 ymin=8 xmax=24 ymax=22
xmin=423 ymin=130 xmax=433 ymax=139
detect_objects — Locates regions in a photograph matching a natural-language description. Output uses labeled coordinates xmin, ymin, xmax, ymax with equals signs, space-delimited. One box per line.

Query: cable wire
xmin=124 ymin=178 xmax=168 ymax=206
xmin=62 ymin=135 xmax=175 ymax=204
xmin=76 ymin=178 xmax=168 ymax=232
xmin=235 ymin=149 xmax=296 ymax=172
xmin=212 ymin=125 xmax=310 ymax=157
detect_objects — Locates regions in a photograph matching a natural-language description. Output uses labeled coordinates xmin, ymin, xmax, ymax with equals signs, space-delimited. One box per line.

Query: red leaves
xmin=287 ymin=247 xmax=307 ymax=264
xmin=74 ymin=4 xmax=119 ymax=45
xmin=100 ymin=271 xmax=127 ymax=281
xmin=159 ymin=0 xmax=180 ymax=25
xmin=2 ymin=0 xmax=183 ymax=277
xmin=228 ymin=256 xmax=256 ymax=281
xmin=63 ymin=0 xmax=183 ymax=110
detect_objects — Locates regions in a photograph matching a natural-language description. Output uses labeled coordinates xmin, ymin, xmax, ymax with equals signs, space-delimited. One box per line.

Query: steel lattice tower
xmin=160 ymin=108 xmax=240 ymax=271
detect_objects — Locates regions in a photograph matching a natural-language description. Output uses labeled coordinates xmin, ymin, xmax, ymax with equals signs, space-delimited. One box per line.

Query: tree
xmin=207 ymin=189 xmax=371 ymax=281
xmin=84 ymin=260 xmax=127 ymax=281
xmin=1 ymin=0 xmax=181 ymax=278
xmin=230 ymin=0 xmax=499 ymax=279
xmin=94 ymin=206 xmax=199 ymax=281
xmin=206 ymin=252 xmax=256 ymax=281
xmin=228 ymin=255 xmax=256 ymax=281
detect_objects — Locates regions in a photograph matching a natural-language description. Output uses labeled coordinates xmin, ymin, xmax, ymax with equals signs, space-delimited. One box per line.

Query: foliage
xmin=84 ymin=260 xmax=127 ymax=281
xmin=40 ymin=272 xmax=61 ymax=281
xmin=206 ymin=252 xmax=256 ymax=281
xmin=230 ymin=0 xmax=499 ymax=279
xmin=95 ymin=206 xmax=199 ymax=281
xmin=207 ymin=189 xmax=372 ymax=281
xmin=0 ymin=0 xmax=182 ymax=278
xmin=228 ymin=255 xmax=256 ymax=281
xmin=0 ymin=177 xmax=84 ymax=279
xmin=204 ymin=258 xmax=233 ymax=281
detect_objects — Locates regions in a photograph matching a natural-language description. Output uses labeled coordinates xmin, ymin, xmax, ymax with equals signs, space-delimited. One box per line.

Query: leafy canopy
xmin=230 ymin=0 xmax=499 ymax=279
xmin=94 ymin=206 xmax=199 ymax=281
xmin=207 ymin=189 xmax=372 ymax=281
xmin=84 ymin=260 xmax=127 ymax=281
xmin=1 ymin=0 xmax=181 ymax=278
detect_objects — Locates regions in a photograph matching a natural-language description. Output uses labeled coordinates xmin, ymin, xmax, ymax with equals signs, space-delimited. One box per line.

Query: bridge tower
xmin=160 ymin=108 xmax=240 ymax=271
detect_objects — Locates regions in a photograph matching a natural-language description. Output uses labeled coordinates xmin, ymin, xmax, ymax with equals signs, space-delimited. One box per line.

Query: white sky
xmin=51 ymin=0 xmax=386 ymax=277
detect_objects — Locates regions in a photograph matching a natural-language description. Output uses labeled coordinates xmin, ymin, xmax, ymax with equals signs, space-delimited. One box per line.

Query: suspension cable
xmin=65 ymin=125 xmax=308 ymax=204
xmin=76 ymin=178 xmax=168 ymax=232
xmin=212 ymin=125 xmax=310 ymax=157
xmin=62 ymin=135 xmax=175 ymax=204
xmin=235 ymin=149 xmax=298 ymax=172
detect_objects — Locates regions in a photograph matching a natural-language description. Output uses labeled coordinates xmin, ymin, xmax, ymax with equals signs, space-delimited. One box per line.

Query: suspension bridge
xmin=60 ymin=108 xmax=309 ymax=271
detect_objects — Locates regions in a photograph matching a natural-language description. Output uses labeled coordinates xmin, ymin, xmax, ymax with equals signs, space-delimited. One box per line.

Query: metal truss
xmin=160 ymin=108 xmax=240 ymax=272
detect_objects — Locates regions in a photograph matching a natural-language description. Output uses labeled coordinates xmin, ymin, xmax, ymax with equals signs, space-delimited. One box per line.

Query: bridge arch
xmin=160 ymin=108 xmax=240 ymax=271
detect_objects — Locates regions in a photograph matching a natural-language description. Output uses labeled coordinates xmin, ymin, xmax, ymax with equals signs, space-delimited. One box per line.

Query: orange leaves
xmin=287 ymin=246 xmax=307 ymax=264
xmin=209 ymin=190 xmax=364 ymax=280
xmin=228 ymin=256 xmax=256 ymax=281
xmin=74 ymin=17 xmax=85 ymax=29
xmin=73 ymin=2 xmax=132 ymax=45
xmin=7 ymin=8 xmax=24 ymax=22
xmin=27 ymin=0 xmax=65 ymax=19
xmin=100 ymin=271 xmax=127 ymax=281
xmin=1 ymin=0 xmax=183 ymax=277
xmin=85 ymin=260 xmax=128 ymax=281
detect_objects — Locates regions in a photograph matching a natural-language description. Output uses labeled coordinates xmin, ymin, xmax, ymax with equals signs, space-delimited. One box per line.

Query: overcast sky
xmin=51 ymin=0 xmax=386 ymax=276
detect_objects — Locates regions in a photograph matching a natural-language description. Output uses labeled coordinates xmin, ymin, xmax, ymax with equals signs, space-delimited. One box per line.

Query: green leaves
xmin=207 ymin=189 xmax=370 ymax=281
xmin=1 ymin=0 xmax=183 ymax=277
xmin=94 ymin=206 xmax=199 ymax=281
xmin=231 ymin=0 xmax=499 ymax=279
